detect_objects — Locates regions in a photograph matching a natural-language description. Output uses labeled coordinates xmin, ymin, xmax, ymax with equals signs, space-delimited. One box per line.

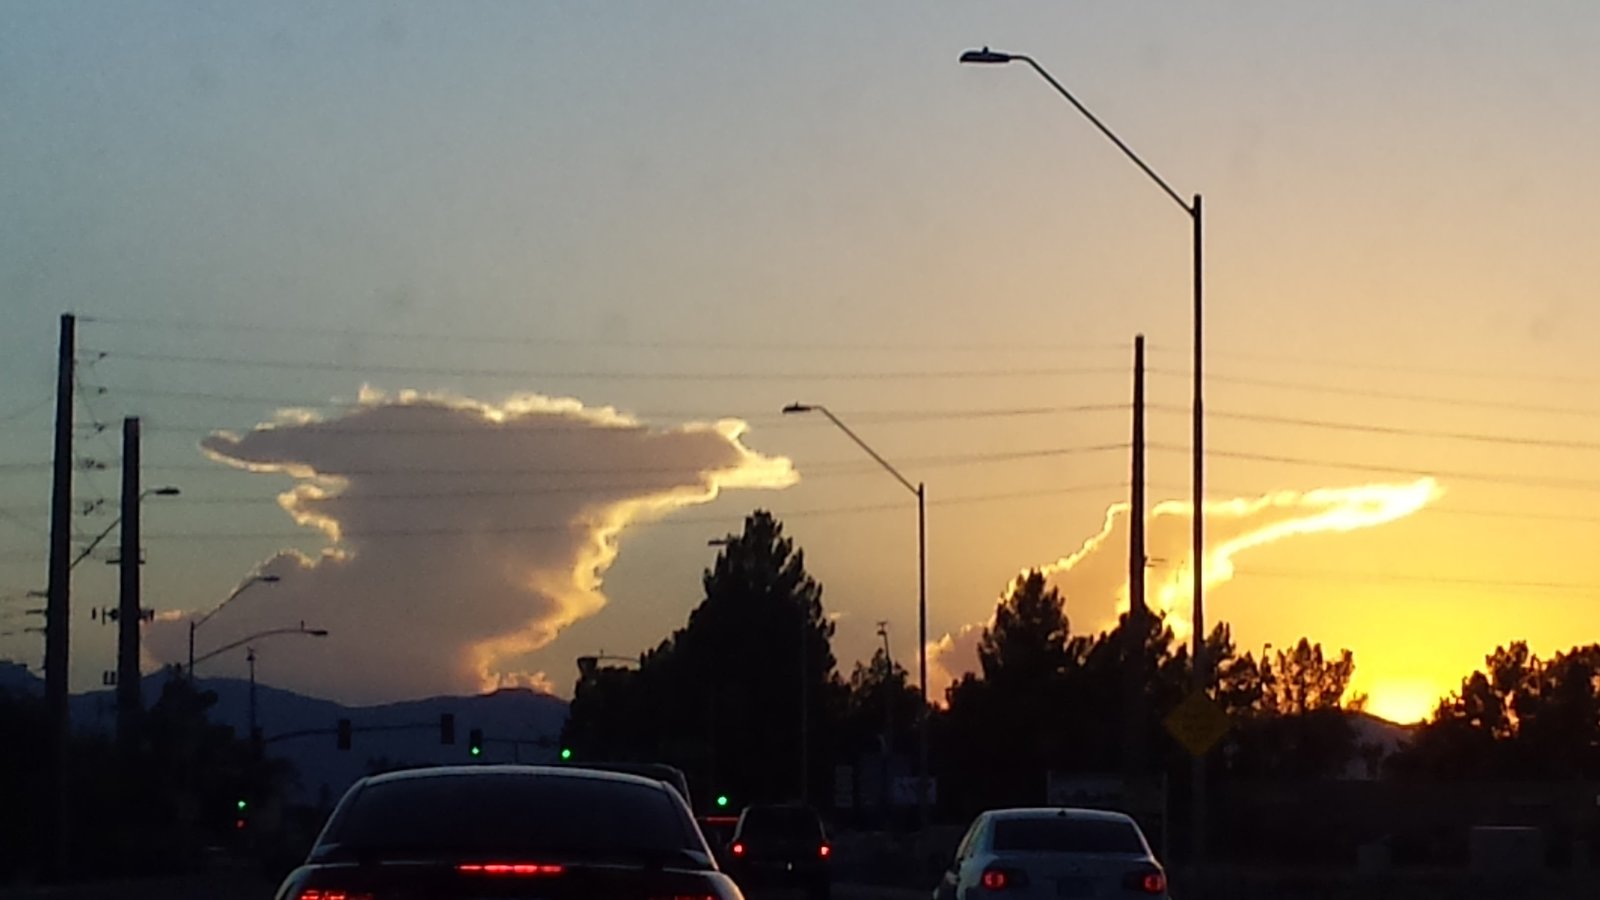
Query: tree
xmin=562 ymin=510 xmax=842 ymax=809
xmin=977 ymin=570 xmax=1074 ymax=688
xmin=1397 ymin=641 xmax=1600 ymax=780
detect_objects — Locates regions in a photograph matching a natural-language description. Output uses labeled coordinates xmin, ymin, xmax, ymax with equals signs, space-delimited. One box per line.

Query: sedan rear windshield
xmin=317 ymin=773 xmax=702 ymax=863
xmin=739 ymin=807 xmax=823 ymax=839
xmin=992 ymin=818 xmax=1145 ymax=854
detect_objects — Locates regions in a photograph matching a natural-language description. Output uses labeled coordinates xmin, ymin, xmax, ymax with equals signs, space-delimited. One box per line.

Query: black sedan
xmin=275 ymin=764 xmax=742 ymax=900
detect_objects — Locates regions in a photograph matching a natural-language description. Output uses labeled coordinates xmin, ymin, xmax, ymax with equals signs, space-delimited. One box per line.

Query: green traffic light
xmin=560 ymin=748 xmax=572 ymax=760
xmin=236 ymin=799 xmax=247 ymax=811
xmin=716 ymin=795 xmax=729 ymax=808
xmin=470 ymin=746 xmax=482 ymax=756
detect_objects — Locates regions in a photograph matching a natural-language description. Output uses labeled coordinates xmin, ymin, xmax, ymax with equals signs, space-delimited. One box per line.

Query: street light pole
xmin=961 ymin=47 xmax=1207 ymax=871
xmin=188 ymin=573 xmax=281 ymax=678
xmin=782 ymin=403 xmax=930 ymax=833
xmin=189 ymin=624 xmax=328 ymax=672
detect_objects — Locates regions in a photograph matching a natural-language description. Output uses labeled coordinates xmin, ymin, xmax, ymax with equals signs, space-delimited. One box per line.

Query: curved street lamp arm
xmin=191 ymin=626 xmax=325 ymax=669
xmin=812 ymin=406 xmax=919 ymax=497
xmin=1011 ymin=54 xmax=1193 ymax=217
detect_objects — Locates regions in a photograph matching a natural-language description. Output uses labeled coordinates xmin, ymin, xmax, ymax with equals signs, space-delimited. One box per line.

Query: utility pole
xmin=116 ymin=417 xmax=141 ymax=750
xmin=44 ymin=312 xmax=75 ymax=877
xmin=1125 ymin=335 xmax=1147 ymax=780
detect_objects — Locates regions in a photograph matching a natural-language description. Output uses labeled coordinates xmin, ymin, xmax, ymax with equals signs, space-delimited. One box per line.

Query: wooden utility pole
xmin=44 ymin=312 xmax=75 ymax=876
xmin=116 ymin=417 xmax=142 ymax=747
xmin=1124 ymin=334 xmax=1148 ymax=777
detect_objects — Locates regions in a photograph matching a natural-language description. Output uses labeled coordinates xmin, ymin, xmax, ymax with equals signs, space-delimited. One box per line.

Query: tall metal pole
xmin=44 ymin=312 xmax=75 ymax=877
xmin=958 ymin=51 xmax=1209 ymax=878
xmin=116 ymin=417 xmax=141 ymax=748
xmin=916 ymin=482 xmax=929 ymax=832
xmin=1190 ymin=194 xmax=1207 ymax=878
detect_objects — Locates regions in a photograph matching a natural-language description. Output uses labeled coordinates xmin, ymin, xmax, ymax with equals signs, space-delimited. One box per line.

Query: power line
xmin=1233 ymin=565 xmax=1599 ymax=595
xmin=1165 ymin=345 xmax=1600 ymax=386
xmin=1152 ymin=404 xmax=1600 ymax=452
xmin=1149 ymin=367 xmax=1600 ymax=419
xmin=0 ymin=395 xmax=52 ymax=426
xmin=1152 ymin=443 xmax=1600 ymax=493
xmin=81 ymin=313 xmax=1131 ymax=355
xmin=136 ymin=481 xmax=1132 ymax=542
xmin=145 ymin=442 xmax=1130 ymax=479
xmin=93 ymin=349 xmax=1128 ymax=383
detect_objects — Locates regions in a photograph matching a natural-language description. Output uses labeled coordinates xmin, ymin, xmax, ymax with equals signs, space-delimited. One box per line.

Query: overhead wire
xmin=91 ymin=349 xmax=1128 ymax=383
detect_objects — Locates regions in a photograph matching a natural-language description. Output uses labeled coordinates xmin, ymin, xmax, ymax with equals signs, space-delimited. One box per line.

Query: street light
xmin=188 ymin=574 xmax=282 ymax=677
xmin=782 ymin=402 xmax=929 ymax=833
xmin=71 ymin=486 xmax=181 ymax=571
xmin=961 ymin=44 xmax=1209 ymax=869
xmin=188 ymin=623 xmax=328 ymax=672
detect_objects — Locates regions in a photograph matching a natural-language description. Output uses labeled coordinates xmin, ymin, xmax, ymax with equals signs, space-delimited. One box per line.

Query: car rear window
xmin=740 ymin=807 xmax=823 ymax=839
xmin=317 ymin=773 xmax=701 ymax=861
xmin=992 ymin=818 xmax=1145 ymax=854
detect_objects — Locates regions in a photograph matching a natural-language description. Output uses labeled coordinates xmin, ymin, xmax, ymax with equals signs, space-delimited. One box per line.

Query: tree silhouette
xmin=562 ymin=510 xmax=842 ymax=809
xmin=1396 ymin=641 xmax=1600 ymax=780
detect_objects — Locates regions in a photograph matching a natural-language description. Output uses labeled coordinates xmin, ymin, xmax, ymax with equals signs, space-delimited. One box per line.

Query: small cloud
xmin=927 ymin=479 xmax=1440 ymax=691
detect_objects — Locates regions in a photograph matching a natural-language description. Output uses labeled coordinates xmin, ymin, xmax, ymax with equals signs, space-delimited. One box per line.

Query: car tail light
xmin=730 ymin=842 xmax=745 ymax=856
xmin=980 ymin=866 xmax=1027 ymax=891
xmin=1123 ymin=868 xmax=1167 ymax=894
xmin=297 ymin=892 xmax=374 ymax=900
xmin=457 ymin=863 xmax=564 ymax=876
xmin=819 ymin=843 xmax=831 ymax=858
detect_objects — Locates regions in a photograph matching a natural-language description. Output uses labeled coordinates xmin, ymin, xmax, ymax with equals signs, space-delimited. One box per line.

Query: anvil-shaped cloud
xmin=145 ymin=389 xmax=795 ymax=703
xmin=927 ymin=479 xmax=1441 ymax=695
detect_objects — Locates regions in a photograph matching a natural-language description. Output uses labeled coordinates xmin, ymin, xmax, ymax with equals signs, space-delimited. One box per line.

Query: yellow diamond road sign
xmin=1164 ymin=690 xmax=1231 ymax=758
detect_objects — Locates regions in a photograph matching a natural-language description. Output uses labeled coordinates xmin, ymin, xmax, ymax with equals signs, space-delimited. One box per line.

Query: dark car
xmin=724 ymin=804 xmax=831 ymax=900
xmin=274 ymin=765 xmax=742 ymax=900
xmin=565 ymin=761 xmax=693 ymax=809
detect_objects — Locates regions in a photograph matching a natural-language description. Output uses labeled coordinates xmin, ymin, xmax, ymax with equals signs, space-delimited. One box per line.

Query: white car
xmin=933 ymin=808 xmax=1169 ymax=900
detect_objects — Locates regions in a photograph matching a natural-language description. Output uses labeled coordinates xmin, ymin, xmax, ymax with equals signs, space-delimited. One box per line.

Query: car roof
xmin=983 ymin=807 xmax=1137 ymax=824
xmin=357 ymin=764 xmax=670 ymax=792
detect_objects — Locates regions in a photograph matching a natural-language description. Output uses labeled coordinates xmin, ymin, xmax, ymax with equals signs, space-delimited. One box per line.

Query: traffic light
xmin=337 ymin=718 xmax=352 ymax=751
xmin=716 ymin=794 xmax=730 ymax=809
xmin=468 ymin=728 xmax=483 ymax=757
xmin=560 ymin=747 xmax=572 ymax=761
xmin=440 ymin=712 xmax=456 ymax=745
xmin=236 ymin=799 xmax=248 ymax=812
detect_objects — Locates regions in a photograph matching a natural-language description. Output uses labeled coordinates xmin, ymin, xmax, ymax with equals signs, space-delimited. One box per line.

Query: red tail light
xmin=1123 ymin=868 xmax=1167 ymax=894
xmin=297 ymin=892 xmax=374 ymax=900
xmin=980 ymin=866 xmax=1026 ymax=890
xmin=457 ymin=862 xmax=564 ymax=876
xmin=819 ymin=843 xmax=831 ymax=858
xmin=730 ymin=842 xmax=745 ymax=856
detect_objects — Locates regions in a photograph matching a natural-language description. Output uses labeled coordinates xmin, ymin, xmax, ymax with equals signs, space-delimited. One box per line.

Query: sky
xmin=4 ymin=1 xmax=1600 ymax=724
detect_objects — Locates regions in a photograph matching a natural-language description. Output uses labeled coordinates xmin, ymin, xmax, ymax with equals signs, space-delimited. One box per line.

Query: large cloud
xmin=144 ymin=389 xmax=795 ymax=703
xmin=927 ymin=479 xmax=1441 ymax=695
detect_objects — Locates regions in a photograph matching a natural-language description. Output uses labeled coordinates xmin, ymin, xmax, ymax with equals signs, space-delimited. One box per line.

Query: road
xmin=0 ymin=875 xmax=927 ymax=900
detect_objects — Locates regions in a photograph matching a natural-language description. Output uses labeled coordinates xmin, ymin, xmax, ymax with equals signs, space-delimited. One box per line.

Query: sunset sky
xmin=4 ymin=2 xmax=1600 ymax=724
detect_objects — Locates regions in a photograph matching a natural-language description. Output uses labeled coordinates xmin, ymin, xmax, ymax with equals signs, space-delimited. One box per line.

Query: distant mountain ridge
xmin=1 ymin=662 xmax=568 ymax=804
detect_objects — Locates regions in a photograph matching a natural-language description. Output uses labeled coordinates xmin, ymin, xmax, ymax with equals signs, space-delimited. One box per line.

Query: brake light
xmin=297 ymin=892 xmax=374 ymax=900
xmin=1123 ymin=868 xmax=1167 ymax=894
xmin=457 ymin=863 xmax=564 ymax=876
xmin=819 ymin=843 xmax=831 ymax=858
xmin=980 ymin=866 xmax=1026 ymax=890
xmin=730 ymin=842 xmax=745 ymax=856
